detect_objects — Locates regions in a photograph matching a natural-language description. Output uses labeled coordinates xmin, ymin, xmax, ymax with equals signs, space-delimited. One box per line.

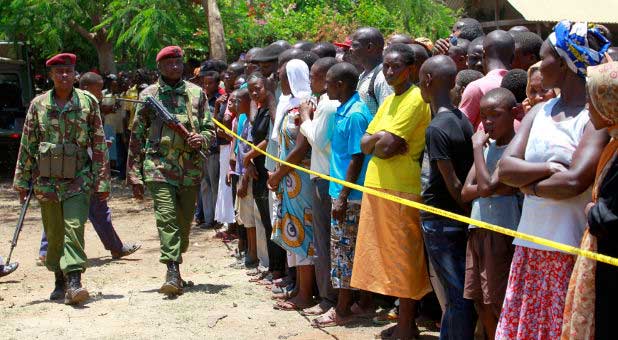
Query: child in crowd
xmin=451 ymin=69 xmax=484 ymax=107
xmin=521 ymin=61 xmax=557 ymax=114
xmin=229 ymin=89 xmax=263 ymax=268
xmin=499 ymin=69 xmax=528 ymax=125
xmin=461 ymin=88 xmax=522 ymax=339
xmin=245 ymin=73 xmax=287 ymax=283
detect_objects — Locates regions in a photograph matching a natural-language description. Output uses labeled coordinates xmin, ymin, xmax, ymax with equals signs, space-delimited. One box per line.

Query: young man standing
xmin=298 ymin=57 xmax=341 ymax=316
xmin=349 ymin=27 xmax=393 ymax=115
xmin=127 ymin=46 xmax=215 ymax=297
xmin=459 ymin=30 xmax=515 ymax=129
xmin=418 ymin=55 xmax=476 ymax=340
xmin=311 ymin=62 xmax=374 ymax=327
xmin=13 ymin=53 xmax=110 ymax=305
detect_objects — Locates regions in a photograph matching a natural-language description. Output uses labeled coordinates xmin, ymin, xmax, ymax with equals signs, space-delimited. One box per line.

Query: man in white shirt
xmin=298 ymin=57 xmax=340 ymax=315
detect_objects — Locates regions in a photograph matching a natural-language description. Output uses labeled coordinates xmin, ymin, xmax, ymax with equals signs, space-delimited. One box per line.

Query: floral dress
xmin=271 ymin=108 xmax=314 ymax=258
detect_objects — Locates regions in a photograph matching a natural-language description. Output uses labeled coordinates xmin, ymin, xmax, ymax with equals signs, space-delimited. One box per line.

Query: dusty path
xmin=0 ymin=180 xmax=439 ymax=340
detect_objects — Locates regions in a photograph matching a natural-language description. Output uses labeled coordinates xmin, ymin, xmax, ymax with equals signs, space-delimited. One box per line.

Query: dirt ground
xmin=0 ymin=179 xmax=439 ymax=340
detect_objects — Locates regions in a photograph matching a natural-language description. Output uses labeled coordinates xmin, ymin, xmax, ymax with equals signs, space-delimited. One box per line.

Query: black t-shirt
xmin=250 ymin=106 xmax=271 ymax=197
xmin=422 ymin=109 xmax=474 ymax=218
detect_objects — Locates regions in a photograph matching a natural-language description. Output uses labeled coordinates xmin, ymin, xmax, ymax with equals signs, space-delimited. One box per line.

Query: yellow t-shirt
xmin=364 ymin=86 xmax=431 ymax=194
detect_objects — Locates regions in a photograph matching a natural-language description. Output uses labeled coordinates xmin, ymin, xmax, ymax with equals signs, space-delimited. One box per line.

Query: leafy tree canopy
xmin=0 ymin=0 xmax=458 ymax=71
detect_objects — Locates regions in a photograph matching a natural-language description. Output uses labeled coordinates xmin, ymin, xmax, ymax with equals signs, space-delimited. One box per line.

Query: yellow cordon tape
xmin=212 ymin=118 xmax=618 ymax=267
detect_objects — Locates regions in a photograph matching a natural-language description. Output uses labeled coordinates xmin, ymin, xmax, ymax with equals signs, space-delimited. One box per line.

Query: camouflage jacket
xmin=13 ymin=88 xmax=111 ymax=202
xmin=127 ymin=79 xmax=215 ymax=187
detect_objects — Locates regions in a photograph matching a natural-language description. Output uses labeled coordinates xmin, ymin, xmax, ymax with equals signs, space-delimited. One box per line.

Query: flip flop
xmin=273 ymin=299 xmax=315 ymax=311
xmin=111 ymin=243 xmax=142 ymax=259
xmin=249 ymin=271 xmax=269 ymax=283
xmin=271 ymin=290 xmax=294 ymax=301
xmin=246 ymin=268 xmax=262 ymax=276
xmin=302 ymin=300 xmax=334 ymax=316
xmin=311 ymin=308 xmax=354 ymax=328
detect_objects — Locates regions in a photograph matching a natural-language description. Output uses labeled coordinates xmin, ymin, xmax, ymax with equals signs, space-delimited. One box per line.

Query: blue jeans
xmin=421 ymin=218 xmax=475 ymax=340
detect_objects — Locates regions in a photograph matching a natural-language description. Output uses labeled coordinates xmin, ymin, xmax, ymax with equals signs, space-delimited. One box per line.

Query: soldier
xmin=127 ymin=46 xmax=215 ymax=297
xmin=13 ymin=53 xmax=110 ymax=305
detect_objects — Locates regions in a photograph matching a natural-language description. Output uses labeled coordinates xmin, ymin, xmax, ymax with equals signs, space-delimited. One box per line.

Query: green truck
xmin=0 ymin=41 xmax=34 ymax=177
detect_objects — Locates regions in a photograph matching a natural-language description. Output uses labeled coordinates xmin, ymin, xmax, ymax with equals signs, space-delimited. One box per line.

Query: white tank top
xmin=514 ymin=98 xmax=592 ymax=251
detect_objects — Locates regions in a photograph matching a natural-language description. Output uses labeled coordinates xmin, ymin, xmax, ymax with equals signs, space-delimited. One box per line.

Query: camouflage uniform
xmin=13 ymin=88 xmax=110 ymax=274
xmin=127 ymin=79 xmax=215 ymax=264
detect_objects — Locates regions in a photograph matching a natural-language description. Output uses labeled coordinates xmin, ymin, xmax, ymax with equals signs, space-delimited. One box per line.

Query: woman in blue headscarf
xmin=495 ymin=21 xmax=610 ymax=340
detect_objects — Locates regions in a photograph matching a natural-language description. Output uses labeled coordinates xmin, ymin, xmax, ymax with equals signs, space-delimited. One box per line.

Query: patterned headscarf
xmin=587 ymin=61 xmax=618 ymax=134
xmin=548 ymin=20 xmax=610 ymax=78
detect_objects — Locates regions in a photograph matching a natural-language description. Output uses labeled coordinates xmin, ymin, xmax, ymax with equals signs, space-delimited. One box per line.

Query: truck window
xmin=0 ymin=73 xmax=23 ymax=129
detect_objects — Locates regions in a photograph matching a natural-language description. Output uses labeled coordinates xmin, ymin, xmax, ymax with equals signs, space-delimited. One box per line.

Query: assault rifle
xmin=116 ymin=96 xmax=207 ymax=159
xmin=4 ymin=186 xmax=33 ymax=266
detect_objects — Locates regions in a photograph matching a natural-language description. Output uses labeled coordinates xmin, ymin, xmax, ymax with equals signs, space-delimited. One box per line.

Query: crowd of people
xmin=4 ymin=16 xmax=618 ymax=340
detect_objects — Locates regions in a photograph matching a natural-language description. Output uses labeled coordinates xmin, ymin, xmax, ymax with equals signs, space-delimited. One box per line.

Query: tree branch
xmin=69 ymin=21 xmax=95 ymax=43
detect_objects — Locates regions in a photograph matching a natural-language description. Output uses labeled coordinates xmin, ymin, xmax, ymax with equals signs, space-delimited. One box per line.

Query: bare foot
xmin=378 ymin=324 xmax=420 ymax=340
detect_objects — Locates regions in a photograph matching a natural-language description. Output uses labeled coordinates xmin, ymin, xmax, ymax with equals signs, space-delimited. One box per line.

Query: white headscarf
xmin=271 ymin=59 xmax=312 ymax=140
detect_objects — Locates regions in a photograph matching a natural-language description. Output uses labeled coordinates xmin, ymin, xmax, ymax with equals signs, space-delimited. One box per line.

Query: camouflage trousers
xmin=40 ymin=192 xmax=90 ymax=274
xmin=147 ymin=182 xmax=199 ymax=264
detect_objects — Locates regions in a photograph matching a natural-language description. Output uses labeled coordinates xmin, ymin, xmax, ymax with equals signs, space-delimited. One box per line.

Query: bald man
xmin=459 ymin=30 xmax=514 ymax=129
xmin=418 ymin=55 xmax=476 ymax=340
xmin=349 ymin=27 xmax=394 ymax=115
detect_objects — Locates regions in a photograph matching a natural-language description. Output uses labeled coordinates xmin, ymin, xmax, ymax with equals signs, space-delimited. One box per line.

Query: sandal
xmin=273 ymin=299 xmax=315 ymax=311
xmin=111 ymin=243 xmax=142 ymax=259
xmin=271 ymin=290 xmax=294 ymax=301
xmin=351 ymin=302 xmax=375 ymax=317
xmin=246 ymin=268 xmax=262 ymax=276
xmin=311 ymin=308 xmax=354 ymax=328
xmin=372 ymin=307 xmax=398 ymax=325
xmin=248 ymin=271 xmax=269 ymax=283
xmin=302 ymin=300 xmax=334 ymax=316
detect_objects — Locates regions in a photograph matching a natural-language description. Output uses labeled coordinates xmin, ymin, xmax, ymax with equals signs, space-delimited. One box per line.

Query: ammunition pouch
xmin=38 ymin=142 xmax=81 ymax=179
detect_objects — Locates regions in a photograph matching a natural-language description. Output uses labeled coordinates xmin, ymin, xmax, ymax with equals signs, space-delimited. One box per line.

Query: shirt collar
xmin=47 ymin=88 xmax=80 ymax=112
xmin=336 ymin=92 xmax=360 ymax=117
xmin=158 ymin=78 xmax=186 ymax=94
xmin=486 ymin=69 xmax=508 ymax=77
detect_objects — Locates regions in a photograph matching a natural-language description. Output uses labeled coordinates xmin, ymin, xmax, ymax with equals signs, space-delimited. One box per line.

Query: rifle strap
xmin=367 ymin=64 xmax=383 ymax=107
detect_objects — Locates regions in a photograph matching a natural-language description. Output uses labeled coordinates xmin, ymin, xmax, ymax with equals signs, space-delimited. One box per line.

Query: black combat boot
xmin=49 ymin=271 xmax=65 ymax=300
xmin=159 ymin=262 xmax=183 ymax=296
xmin=64 ymin=271 xmax=89 ymax=305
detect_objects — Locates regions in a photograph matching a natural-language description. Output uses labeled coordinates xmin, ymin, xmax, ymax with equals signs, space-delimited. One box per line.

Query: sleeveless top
xmin=514 ymin=97 xmax=592 ymax=251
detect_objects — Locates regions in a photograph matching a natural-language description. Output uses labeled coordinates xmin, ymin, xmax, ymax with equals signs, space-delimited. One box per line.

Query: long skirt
xmin=496 ymin=246 xmax=576 ymax=340
xmin=214 ymin=144 xmax=235 ymax=224
xmin=561 ymin=229 xmax=596 ymax=340
xmin=350 ymin=188 xmax=432 ymax=299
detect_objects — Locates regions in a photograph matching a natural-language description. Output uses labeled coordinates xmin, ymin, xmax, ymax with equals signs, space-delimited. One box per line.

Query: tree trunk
xmin=95 ymin=39 xmax=117 ymax=74
xmin=69 ymin=20 xmax=117 ymax=74
xmin=202 ymin=0 xmax=227 ymax=60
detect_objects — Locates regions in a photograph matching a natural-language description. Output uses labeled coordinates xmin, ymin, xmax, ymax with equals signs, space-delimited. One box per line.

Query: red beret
xmin=46 ymin=53 xmax=76 ymax=67
xmin=156 ymin=46 xmax=183 ymax=62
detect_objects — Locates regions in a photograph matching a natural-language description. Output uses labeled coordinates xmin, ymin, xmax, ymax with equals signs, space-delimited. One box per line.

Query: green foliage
xmin=0 ymin=0 xmax=458 ymax=70
xmin=220 ymin=0 xmax=457 ymax=59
